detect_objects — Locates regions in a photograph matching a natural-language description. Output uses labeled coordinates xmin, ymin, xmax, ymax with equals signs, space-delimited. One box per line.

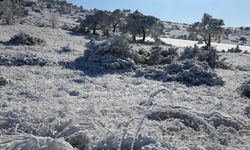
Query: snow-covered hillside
xmin=0 ymin=1 xmax=250 ymax=149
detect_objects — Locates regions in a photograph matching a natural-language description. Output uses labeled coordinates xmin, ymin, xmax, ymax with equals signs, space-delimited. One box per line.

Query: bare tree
xmin=188 ymin=13 xmax=225 ymax=50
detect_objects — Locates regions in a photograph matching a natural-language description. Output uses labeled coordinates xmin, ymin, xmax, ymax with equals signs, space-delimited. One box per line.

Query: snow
xmin=0 ymin=5 xmax=250 ymax=149
xmin=144 ymin=37 xmax=250 ymax=52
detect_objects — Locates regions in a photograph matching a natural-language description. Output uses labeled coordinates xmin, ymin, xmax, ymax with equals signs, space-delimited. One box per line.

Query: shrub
xmin=239 ymin=37 xmax=247 ymax=42
xmin=181 ymin=44 xmax=201 ymax=60
xmin=180 ymin=45 xmax=219 ymax=69
xmin=83 ymin=35 xmax=180 ymax=71
xmin=9 ymin=32 xmax=46 ymax=46
xmin=0 ymin=77 xmax=8 ymax=86
xmin=136 ymin=60 xmax=224 ymax=86
xmin=84 ymin=35 xmax=138 ymax=70
xmin=148 ymin=46 xmax=178 ymax=65
xmin=227 ymin=45 xmax=242 ymax=53
xmin=59 ymin=44 xmax=72 ymax=53
xmin=0 ymin=53 xmax=47 ymax=67
xmin=238 ymin=81 xmax=250 ymax=98
xmin=243 ymin=50 xmax=248 ymax=54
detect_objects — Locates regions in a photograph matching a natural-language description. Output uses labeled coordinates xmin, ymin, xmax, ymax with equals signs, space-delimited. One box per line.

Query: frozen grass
xmin=0 ymin=5 xmax=250 ymax=149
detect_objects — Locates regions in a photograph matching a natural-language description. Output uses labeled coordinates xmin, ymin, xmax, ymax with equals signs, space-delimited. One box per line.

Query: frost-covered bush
xmin=136 ymin=60 xmax=224 ymax=86
xmin=239 ymin=37 xmax=247 ymax=42
xmin=0 ymin=53 xmax=47 ymax=66
xmin=148 ymin=46 xmax=178 ymax=65
xmin=0 ymin=77 xmax=8 ymax=86
xmin=83 ymin=35 xmax=179 ymax=71
xmin=84 ymin=35 xmax=139 ymax=70
xmin=238 ymin=81 xmax=250 ymax=98
xmin=180 ymin=45 xmax=219 ymax=69
xmin=9 ymin=32 xmax=46 ymax=46
xmin=181 ymin=45 xmax=201 ymax=60
xmin=59 ymin=44 xmax=72 ymax=53
xmin=227 ymin=45 xmax=242 ymax=53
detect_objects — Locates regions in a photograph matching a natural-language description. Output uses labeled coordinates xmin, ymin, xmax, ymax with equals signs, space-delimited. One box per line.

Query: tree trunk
xmin=142 ymin=27 xmax=146 ymax=42
xmin=204 ymin=33 xmax=212 ymax=50
xmin=92 ymin=27 xmax=96 ymax=35
xmin=92 ymin=22 xmax=97 ymax=35
xmin=113 ymin=23 xmax=118 ymax=33
xmin=132 ymin=34 xmax=136 ymax=41
xmin=104 ymin=29 xmax=110 ymax=37
xmin=207 ymin=33 xmax=211 ymax=50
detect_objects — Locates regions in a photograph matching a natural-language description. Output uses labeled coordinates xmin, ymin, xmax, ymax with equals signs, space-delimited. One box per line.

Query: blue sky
xmin=68 ymin=0 xmax=250 ymax=27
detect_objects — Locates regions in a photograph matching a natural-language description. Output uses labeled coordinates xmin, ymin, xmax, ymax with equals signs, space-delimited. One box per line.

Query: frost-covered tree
xmin=99 ymin=11 xmax=113 ymax=37
xmin=121 ymin=10 xmax=162 ymax=42
xmin=150 ymin=22 xmax=164 ymax=43
xmin=79 ymin=10 xmax=110 ymax=35
xmin=109 ymin=9 xmax=126 ymax=33
xmin=188 ymin=13 xmax=225 ymax=50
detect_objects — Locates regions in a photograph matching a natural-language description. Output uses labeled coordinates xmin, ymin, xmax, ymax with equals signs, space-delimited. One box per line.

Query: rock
xmin=69 ymin=91 xmax=80 ymax=96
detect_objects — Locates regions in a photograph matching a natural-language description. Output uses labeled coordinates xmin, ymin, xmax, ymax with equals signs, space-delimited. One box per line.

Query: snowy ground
xmin=160 ymin=38 xmax=250 ymax=52
xmin=0 ymin=24 xmax=250 ymax=149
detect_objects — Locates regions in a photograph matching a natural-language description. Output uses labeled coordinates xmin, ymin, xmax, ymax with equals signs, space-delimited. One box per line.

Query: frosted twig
xmin=118 ymin=118 xmax=134 ymax=150
xmin=130 ymin=88 xmax=171 ymax=150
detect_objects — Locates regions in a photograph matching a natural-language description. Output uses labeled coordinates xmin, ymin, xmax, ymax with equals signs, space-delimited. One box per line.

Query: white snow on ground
xmin=144 ymin=37 xmax=250 ymax=52
xmin=0 ymin=20 xmax=250 ymax=150
xmin=161 ymin=38 xmax=250 ymax=52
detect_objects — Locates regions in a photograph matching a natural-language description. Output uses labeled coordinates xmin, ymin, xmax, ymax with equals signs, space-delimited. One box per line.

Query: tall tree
xmin=80 ymin=10 xmax=110 ymax=35
xmin=188 ymin=13 xmax=225 ymax=50
xmin=121 ymin=10 xmax=161 ymax=42
xmin=109 ymin=9 xmax=126 ymax=33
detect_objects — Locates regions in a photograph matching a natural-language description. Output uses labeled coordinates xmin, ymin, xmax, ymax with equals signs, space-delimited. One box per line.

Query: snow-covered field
xmin=0 ymin=24 xmax=250 ymax=149
xmin=144 ymin=37 xmax=250 ymax=52
xmin=160 ymin=38 xmax=250 ymax=52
